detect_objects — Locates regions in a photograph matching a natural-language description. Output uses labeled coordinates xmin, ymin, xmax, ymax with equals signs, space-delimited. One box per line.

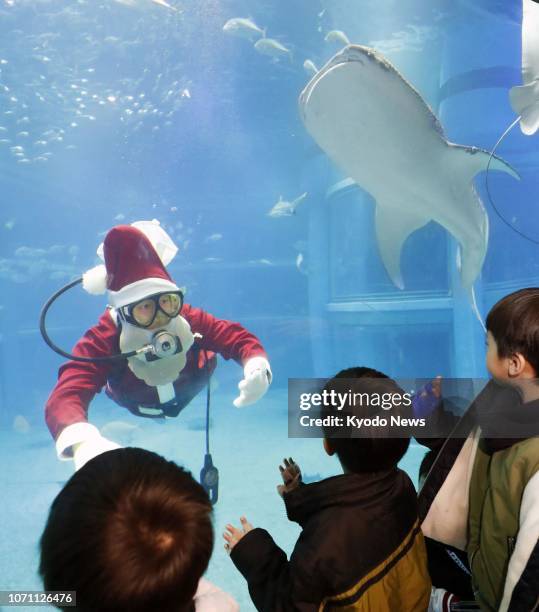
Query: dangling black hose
xmin=205 ymin=371 xmax=211 ymax=455
xmin=200 ymin=349 xmax=219 ymax=504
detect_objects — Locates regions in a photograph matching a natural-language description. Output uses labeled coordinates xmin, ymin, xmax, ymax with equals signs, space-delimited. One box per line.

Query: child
xmin=224 ymin=367 xmax=432 ymax=611
xmin=420 ymin=288 xmax=539 ymax=611
xmin=39 ymin=447 xmax=239 ymax=612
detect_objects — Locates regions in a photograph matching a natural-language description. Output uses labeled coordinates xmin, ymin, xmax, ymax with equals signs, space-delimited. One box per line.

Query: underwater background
xmin=0 ymin=0 xmax=538 ymax=609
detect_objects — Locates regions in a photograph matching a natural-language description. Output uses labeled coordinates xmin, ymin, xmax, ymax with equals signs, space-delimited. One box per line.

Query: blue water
xmin=0 ymin=0 xmax=538 ymax=610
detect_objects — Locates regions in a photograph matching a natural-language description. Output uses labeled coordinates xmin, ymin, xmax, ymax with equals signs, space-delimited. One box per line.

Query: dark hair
xmin=39 ymin=448 xmax=213 ymax=612
xmin=486 ymin=287 xmax=539 ymax=376
xmin=321 ymin=367 xmax=410 ymax=473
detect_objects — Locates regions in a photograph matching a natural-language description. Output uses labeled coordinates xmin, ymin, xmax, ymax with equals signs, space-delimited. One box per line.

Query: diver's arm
xmin=45 ymin=310 xmax=119 ymax=459
xmin=183 ymin=304 xmax=272 ymax=406
xmin=182 ymin=303 xmax=267 ymax=364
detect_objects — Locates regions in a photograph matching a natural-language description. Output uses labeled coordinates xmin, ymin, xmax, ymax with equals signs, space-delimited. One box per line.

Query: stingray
xmin=510 ymin=0 xmax=539 ymax=136
xmin=299 ymin=45 xmax=519 ymax=290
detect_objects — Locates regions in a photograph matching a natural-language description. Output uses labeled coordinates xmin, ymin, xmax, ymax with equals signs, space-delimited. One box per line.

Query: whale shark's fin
xmin=375 ymin=204 xmax=430 ymax=289
xmin=510 ymin=83 xmax=539 ymax=135
xmin=509 ymin=0 xmax=539 ymax=135
xmin=447 ymin=144 xmax=520 ymax=181
xmin=443 ymin=144 xmax=518 ymax=287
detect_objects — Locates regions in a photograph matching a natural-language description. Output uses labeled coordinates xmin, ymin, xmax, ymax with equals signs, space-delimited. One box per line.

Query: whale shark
xmin=299 ymin=45 xmax=519 ymax=290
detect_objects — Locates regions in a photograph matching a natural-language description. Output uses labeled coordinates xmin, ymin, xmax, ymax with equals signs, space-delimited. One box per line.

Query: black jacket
xmin=231 ymin=469 xmax=431 ymax=611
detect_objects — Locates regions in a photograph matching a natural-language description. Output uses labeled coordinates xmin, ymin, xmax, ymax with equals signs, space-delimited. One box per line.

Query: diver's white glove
xmin=55 ymin=423 xmax=121 ymax=471
xmin=73 ymin=435 xmax=121 ymax=471
xmin=233 ymin=356 xmax=272 ymax=408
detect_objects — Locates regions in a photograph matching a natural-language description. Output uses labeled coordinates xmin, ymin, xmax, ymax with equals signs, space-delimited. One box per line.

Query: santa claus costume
xmin=45 ymin=220 xmax=271 ymax=470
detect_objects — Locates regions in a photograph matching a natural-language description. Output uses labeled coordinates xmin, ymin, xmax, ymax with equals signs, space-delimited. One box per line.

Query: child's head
xmin=321 ymin=366 xmax=410 ymax=474
xmin=40 ymin=448 xmax=213 ymax=612
xmin=486 ymin=288 xmax=539 ymax=380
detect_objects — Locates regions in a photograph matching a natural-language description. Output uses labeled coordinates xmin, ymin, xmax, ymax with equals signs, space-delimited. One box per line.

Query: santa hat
xmin=82 ymin=220 xmax=179 ymax=308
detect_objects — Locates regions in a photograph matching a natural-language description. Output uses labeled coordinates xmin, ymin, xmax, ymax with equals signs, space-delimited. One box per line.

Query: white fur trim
xmin=108 ymin=277 xmax=179 ymax=308
xmin=55 ymin=422 xmax=101 ymax=460
xmin=82 ymin=264 xmax=107 ymax=295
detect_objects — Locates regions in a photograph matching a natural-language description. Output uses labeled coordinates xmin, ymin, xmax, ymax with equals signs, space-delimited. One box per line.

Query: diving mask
xmin=119 ymin=291 xmax=184 ymax=328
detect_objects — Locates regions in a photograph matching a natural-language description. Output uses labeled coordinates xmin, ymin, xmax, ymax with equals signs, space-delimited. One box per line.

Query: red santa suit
xmin=45 ymin=220 xmax=271 ymax=467
xmin=45 ymin=304 xmax=267 ymax=438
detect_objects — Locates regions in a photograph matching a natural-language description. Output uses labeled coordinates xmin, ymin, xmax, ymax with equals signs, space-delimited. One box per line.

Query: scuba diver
xmin=42 ymin=220 xmax=272 ymax=485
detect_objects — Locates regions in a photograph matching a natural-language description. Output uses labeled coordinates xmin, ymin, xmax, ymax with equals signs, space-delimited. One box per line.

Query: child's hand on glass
xmin=223 ymin=516 xmax=253 ymax=554
xmin=277 ymin=457 xmax=302 ymax=497
xmin=412 ymin=376 xmax=442 ymax=418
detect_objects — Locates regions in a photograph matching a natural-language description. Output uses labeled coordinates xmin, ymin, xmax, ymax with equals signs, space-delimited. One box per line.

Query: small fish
xmin=223 ymin=17 xmax=265 ymax=40
xmin=114 ymin=213 xmax=126 ymax=221
xmin=151 ymin=0 xmax=179 ymax=11
xmin=205 ymin=232 xmax=223 ymax=242
xmin=5 ymin=219 xmax=15 ymax=230
xmin=249 ymin=258 xmax=273 ymax=266
xmin=267 ymin=192 xmax=308 ymax=218
xmin=254 ymin=38 xmax=291 ymax=61
xmin=296 ymin=252 xmax=308 ymax=275
xmin=13 ymin=415 xmax=30 ymax=434
xmin=324 ymin=30 xmax=350 ymax=45
xmin=203 ymin=257 xmax=223 ymax=263
xmin=303 ymin=59 xmax=318 ymax=76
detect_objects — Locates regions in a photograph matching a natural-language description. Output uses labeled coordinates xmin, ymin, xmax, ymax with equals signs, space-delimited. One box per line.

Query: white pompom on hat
xmin=82 ymin=220 xmax=179 ymax=308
